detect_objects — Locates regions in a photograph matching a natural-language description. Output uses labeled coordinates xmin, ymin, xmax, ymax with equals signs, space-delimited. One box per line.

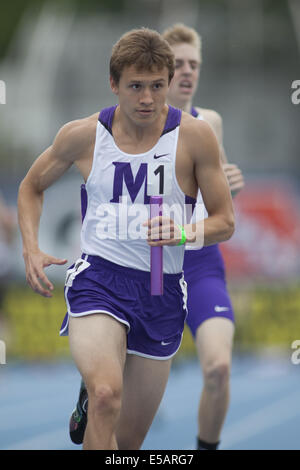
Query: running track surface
xmin=0 ymin=354 xmax=299 ymax=450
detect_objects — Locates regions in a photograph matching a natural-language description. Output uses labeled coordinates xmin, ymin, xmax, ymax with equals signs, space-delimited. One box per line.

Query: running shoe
xmin=69 ymin=380 xmax=88 ymax=445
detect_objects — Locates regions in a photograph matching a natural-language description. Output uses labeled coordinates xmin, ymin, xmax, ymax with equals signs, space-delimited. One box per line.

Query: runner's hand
xmin=143 ymin=216 xmax=183 ymax=247
xmin=223 ymin=163 xmax=244 ymax=196
xmin=23 ymin=249 xmax=67 ymax=297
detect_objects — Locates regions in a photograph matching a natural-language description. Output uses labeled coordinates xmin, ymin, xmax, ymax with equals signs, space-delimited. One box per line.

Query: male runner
xmin=163 ymin=24 xmax=244 ymax=450
xmin=69 ymin=23 xmax=243 ymax=448
xmin=18 ymin=28 xmax=234 ymax=450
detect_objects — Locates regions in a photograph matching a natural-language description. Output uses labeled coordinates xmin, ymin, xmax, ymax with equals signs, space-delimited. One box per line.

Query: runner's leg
xmin=117 ymin=354 xmax=172 ymax=449
xmin=196 ymin=317 xmax=234 ymax=445
xmin=68 ymin=313 xmax=127 ymax=449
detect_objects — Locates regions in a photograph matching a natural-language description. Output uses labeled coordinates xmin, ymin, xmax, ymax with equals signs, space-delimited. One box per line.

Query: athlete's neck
xmin=111 ymin=105 xmax=169 ymax=154
xmin=114 ymin=105 xmax=168 ymax=141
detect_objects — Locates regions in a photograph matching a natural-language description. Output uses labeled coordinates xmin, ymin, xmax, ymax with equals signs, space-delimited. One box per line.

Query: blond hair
xmin=162 ymin=23 xmax=202 ymax=63
xmin=110 ymin=28 xmax=175 ymax=84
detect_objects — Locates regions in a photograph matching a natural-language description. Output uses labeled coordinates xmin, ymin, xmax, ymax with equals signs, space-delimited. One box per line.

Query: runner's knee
xmin=202 ymin=361 xmax=231 ymax=391
xmin=87 ymin=381 xmax=122 ymax=417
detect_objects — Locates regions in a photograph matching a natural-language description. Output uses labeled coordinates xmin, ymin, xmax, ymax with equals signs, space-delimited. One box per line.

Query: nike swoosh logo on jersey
xmin=161 ymin=341 xmax=173 ymax=346
xmin=154 ymin=153 xmax=169 ymax=159
xmin=214 ymin=305 xmax=230 ymax=312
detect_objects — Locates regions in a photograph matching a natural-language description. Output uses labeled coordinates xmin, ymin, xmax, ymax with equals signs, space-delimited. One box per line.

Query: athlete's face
xmin=167 ymin=43 xmax=200 ymax=109
xmin=110 ymin=65 xmax=170 ymax=126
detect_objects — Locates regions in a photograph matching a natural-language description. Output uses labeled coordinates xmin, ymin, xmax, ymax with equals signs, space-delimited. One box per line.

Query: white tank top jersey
xmin=81 ymin=105 xmax=196 ymax=273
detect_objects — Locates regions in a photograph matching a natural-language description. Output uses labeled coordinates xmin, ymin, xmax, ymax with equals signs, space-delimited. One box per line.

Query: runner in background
xmin=163 ymin=23 xmax=244 ymax=451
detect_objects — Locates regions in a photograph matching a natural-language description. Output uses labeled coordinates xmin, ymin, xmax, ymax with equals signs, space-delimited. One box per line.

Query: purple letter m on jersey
xmin=110 ymin=162 xmax=150 ymax=204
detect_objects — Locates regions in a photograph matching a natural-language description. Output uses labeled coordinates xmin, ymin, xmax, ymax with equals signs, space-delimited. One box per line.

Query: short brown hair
xmin=110 ymin=28 xmax=175 ymax=84
xmin=162 ymin=23 xmax=202 ymax=63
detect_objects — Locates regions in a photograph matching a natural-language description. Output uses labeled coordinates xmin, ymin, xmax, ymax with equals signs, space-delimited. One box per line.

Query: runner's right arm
xmin=18 ymin=120 xmax=88 ymax=297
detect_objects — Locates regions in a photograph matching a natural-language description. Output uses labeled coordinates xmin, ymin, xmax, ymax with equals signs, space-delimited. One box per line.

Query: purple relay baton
xmin=150 ymin=196 xmax=163 ymax=295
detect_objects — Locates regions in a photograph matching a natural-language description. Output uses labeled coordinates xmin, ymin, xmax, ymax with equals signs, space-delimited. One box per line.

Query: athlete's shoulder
xmin=57 ymin=113 xmax=98 ymax=143
xmin=194 ymin=107 xmax=223 ymax=141
xmin=195 ymin=107 xmax=223 ymax=129
xmin=181 ymin=110 xmax=214 ymax=136
xmin=195 ymin=107 xmax=223 ymax=125
xmin=180 ymin=110 xmax=219 ymax=154
xmin=52 ymin=113 xmax=99 ymax=162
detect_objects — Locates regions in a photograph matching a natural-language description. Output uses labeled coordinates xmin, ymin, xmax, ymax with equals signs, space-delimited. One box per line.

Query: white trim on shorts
xmin=60 ymin=286 xmax=131 ymax=336
xmin=127 ymin=333 xmax=183 ymax=361
xmin=60 ymin=310 xmax=131 ymax=336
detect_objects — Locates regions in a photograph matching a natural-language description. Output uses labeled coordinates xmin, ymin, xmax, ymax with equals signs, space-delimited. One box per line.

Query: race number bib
xmin=147 ymin=161 xmax=172 ymax=196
